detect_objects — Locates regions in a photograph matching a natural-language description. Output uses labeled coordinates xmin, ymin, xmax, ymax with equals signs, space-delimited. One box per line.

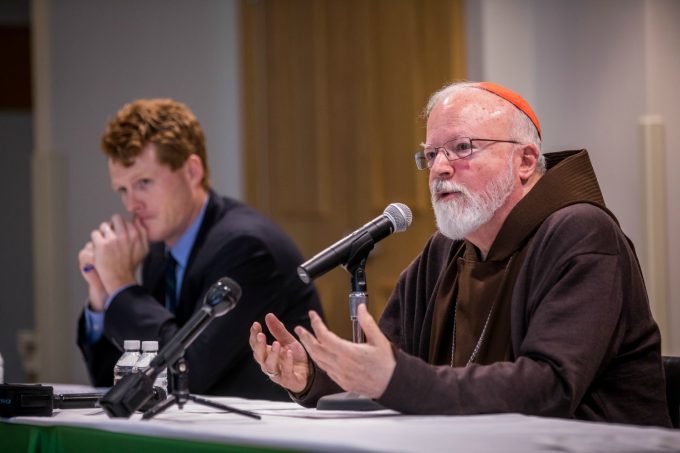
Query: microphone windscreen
xmin=204 ymin=277 xmax=242 ymax=316
xmin=384 ymin=203 xmax=412 ymax=233
xmin=216 ymin=276 xmax=242 ymax=302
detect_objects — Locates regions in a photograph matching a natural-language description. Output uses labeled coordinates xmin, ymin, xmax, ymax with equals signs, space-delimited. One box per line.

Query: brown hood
xmin=487 ymin=149 xmax=610 ymax=262
xmin=429 ymin=149 xmax=612 ymax=366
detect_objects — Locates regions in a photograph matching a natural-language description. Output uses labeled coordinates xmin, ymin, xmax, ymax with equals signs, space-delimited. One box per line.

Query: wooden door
xmin=241 ymin=0 xmax=465 ymax=338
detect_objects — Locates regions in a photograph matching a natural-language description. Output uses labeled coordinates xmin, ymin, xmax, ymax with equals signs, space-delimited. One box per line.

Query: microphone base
xmin=316 ymin=391 xmax=384 ymax=411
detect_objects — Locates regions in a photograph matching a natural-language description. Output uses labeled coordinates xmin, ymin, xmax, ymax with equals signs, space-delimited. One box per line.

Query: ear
xmin=183 ymin=154 xmax=205 ymax=188
xmin=516 ymin=144 xmax=539 ymax=183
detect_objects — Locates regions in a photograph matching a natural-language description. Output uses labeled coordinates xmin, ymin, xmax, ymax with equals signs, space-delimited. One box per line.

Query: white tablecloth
xmin=4 ymin=385 xmax=680 ymax=453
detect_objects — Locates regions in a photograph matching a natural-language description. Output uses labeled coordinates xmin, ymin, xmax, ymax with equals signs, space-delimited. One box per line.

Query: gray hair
xmin=424 ymin=81 xmax=545 ymax=173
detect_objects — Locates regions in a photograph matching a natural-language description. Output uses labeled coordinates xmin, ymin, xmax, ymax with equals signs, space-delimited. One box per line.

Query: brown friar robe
xmin=295 ymin=150 xmax=671 ymax=428
xmin=429 ymin=149 xmax=609 ymax=368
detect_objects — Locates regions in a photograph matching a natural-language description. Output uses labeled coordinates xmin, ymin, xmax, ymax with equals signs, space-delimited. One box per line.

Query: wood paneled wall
xmin=241 ymin=0 xmax=465 ymax=338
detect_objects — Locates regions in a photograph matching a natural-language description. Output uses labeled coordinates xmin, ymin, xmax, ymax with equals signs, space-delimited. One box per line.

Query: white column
xmin=639 ymin=115 xmax=669 ymax=351
xmin=31 ymin=0 xmax=73 ymax=382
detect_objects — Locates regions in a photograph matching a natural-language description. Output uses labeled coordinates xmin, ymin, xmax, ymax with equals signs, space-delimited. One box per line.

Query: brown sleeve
xmin=378 ymin=205 xmax=662 ymax=423
xmin=289 ymin=357 xmax=343 ymax=407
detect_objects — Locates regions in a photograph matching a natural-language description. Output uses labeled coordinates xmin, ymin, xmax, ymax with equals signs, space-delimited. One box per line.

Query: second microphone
xmin=297 ymin=203 xmax=413 ymax=283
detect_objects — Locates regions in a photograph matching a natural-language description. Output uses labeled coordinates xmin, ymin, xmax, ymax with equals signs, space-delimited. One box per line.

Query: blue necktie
xmin=165 ymin=253 xmax=178 ymax=313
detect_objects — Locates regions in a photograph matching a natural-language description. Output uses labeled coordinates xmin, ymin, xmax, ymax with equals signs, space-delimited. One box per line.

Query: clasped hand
xmin=249 ymin=304 xmax=396 ymax=399
xmin=78 ymin=214 xmax=149 ymax=311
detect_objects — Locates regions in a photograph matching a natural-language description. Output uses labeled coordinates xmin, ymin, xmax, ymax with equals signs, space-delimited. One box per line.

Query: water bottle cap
xmin=123 ymin=340 xmax=141 ymax=350
xmin=141 ymin=340 xmax=159 ymax=352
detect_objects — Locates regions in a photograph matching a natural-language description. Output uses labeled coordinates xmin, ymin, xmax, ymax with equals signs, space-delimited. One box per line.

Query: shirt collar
xmin=167 ymin=199 xmax=209 ymax=269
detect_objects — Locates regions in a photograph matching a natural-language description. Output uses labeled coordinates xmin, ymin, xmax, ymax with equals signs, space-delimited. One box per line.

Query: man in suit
xmin=77 ymin=98 xmax=322 ymax=400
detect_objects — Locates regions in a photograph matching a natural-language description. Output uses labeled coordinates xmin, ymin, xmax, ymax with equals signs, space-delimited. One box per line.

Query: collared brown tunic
xmin=296 ymin=150 xmax=671 ymax=427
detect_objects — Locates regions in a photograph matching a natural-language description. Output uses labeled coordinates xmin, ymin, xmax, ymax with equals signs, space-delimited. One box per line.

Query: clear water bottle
xmin=133 ymin=340 xmax=167 ymax=392
xmin=113 ymin=340 xmax=141 ymax=385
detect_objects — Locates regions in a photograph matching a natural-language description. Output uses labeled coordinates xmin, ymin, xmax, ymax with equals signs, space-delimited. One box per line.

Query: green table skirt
xmin=0 ymin=422 xmax=296 ymax=453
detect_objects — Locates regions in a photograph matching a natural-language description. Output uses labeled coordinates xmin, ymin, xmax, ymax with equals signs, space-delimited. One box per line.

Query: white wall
xmin=32 ymin=0 xmax=242 ymax=383
xmin=466 ymin=0 xmax=680 ymax=353
xmin=0 ymin=113 xmax=33 ymax=382
xmin=643 ymin=0 xmax=680 ymax=355
xmin=0 ymin=1 xmax=33 ymax=383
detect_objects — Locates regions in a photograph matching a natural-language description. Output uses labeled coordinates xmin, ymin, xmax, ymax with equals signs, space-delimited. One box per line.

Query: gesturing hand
xmin=295 ymin=304 xmax=396 ymax=399
xmin=249 ymin=313 xmax=311 ymax=394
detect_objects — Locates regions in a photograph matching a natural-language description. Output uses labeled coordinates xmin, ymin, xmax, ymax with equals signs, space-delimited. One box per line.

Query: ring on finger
xmin=265 ymin=369 xmax=280 ymax=378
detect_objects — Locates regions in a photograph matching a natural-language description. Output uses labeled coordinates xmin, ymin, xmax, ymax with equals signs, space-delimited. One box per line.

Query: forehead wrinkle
xmin=429 ymin=90 xmax=513 ymax=142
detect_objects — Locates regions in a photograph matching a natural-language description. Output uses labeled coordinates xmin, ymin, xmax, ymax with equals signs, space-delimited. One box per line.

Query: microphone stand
xmin=349 ymin=263 xmax=368 ymax=343
xmin=98 ymin=277 xmax=261 ymax=419
xmin=142 ymin=355 xmax=260 ymax=420
xmin=316 ymin=233 xmax=384 ymax=411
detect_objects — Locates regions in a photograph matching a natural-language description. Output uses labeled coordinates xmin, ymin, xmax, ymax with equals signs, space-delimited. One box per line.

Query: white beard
xmin=431 ymin=155 xmax=515 ymax=241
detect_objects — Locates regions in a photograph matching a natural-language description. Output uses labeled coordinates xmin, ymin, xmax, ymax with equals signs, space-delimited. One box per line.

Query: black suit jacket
xmin=77 ymin=192 xmax=322 ymax=400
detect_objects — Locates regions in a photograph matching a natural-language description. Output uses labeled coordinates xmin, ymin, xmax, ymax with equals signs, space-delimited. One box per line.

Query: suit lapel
xmin=176 ymin=192 xmax=231 ymax=320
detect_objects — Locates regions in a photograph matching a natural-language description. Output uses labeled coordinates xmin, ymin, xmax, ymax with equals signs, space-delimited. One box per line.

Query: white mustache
xmin=430 ymin=179 xmax=470 ymax=199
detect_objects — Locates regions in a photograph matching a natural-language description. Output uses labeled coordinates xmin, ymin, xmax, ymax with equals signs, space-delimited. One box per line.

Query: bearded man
xmin=248 ymin=81 xmax=671 ymax=427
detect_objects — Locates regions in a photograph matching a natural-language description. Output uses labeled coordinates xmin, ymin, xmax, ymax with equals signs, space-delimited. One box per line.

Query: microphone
xmin=297 ymin=203 xmax=412 ymax=283
xmin=99 ymin=277 xmax=241 ymax=418
xmin=151 ymin=277 xmax=241 ymax=371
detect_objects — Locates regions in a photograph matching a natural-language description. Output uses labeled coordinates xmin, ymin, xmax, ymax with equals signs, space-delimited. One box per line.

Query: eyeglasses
xmin=414 ymin=137 xmax=520 ymax=170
